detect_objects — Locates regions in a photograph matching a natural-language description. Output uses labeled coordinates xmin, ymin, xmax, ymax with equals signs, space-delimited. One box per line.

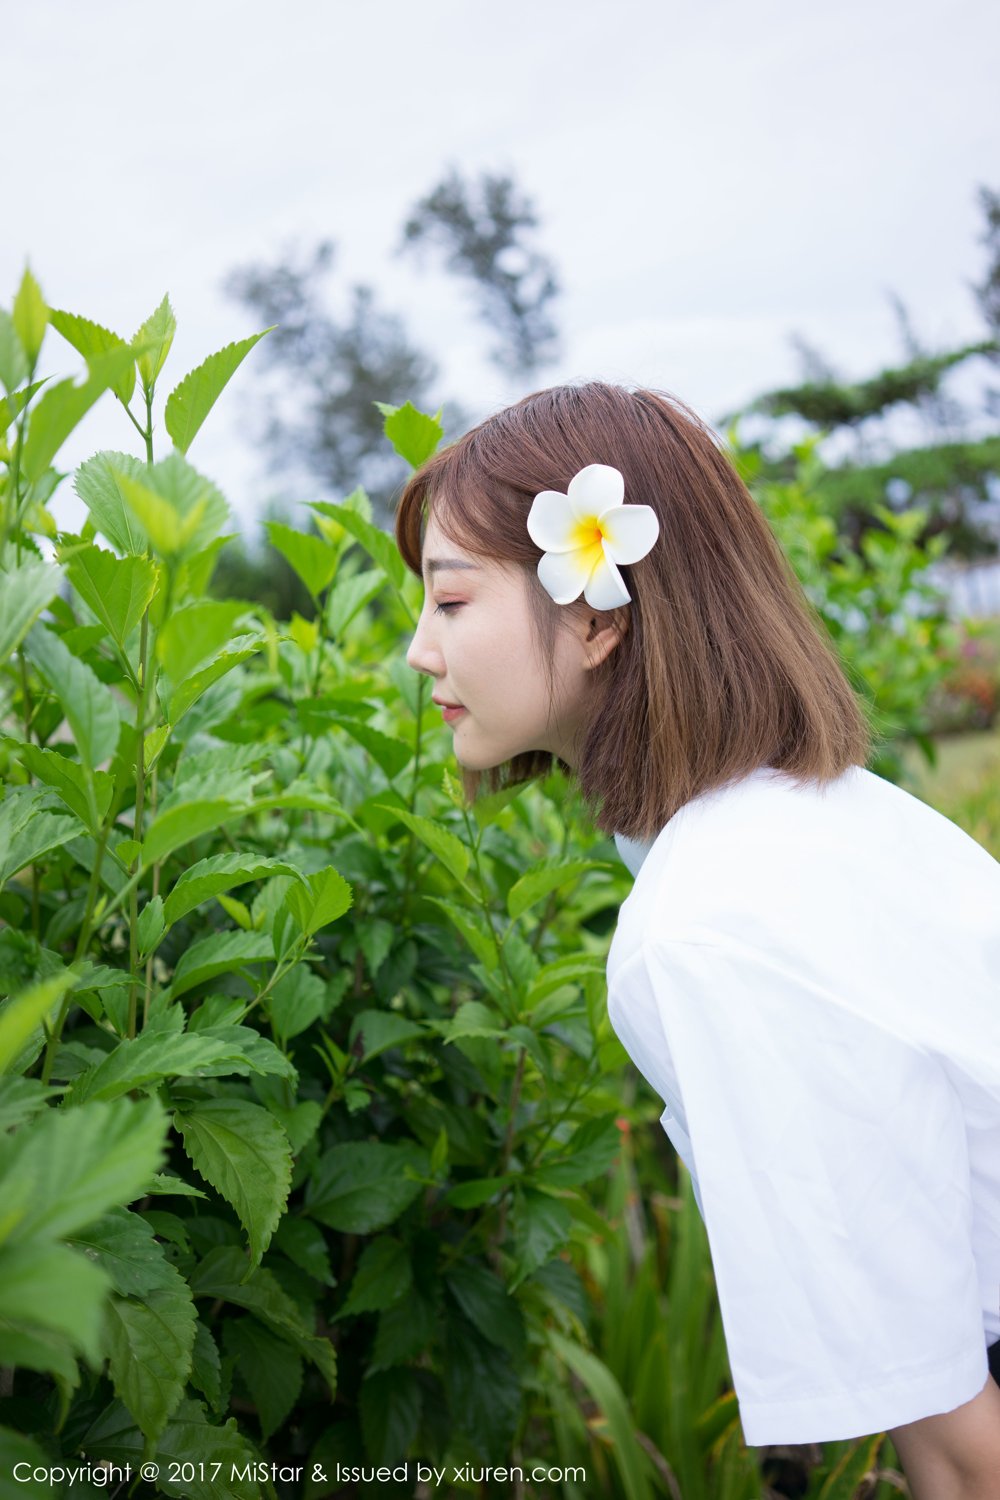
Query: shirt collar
xmin=613 ymin=829 xmax=657 ymax=878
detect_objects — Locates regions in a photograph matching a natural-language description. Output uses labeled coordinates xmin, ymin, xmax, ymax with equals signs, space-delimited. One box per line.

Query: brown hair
xmin=394 ymin=380 xmax=873 ymax=840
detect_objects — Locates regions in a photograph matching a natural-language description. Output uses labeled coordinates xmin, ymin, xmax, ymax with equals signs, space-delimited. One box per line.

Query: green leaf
xmin=155 ymin=599 xmax=257 ymax=685
xmin=81 ymin=1396 xmax=262 ymax=1500
xmin=68 ymin=1206 xmax=184 ymax=1296
xmin=0 ymin=970 xmax=77 ymax=1075
xmin=174 ymin=1098 xmax=293 ymax=1270
xmin=265 ymin=521 xmax=338 ymax=598
xmin=0 ymin=1096 xmax=168 ymax=1246
xmin=441 ymin=1312 xmax=519 ymax=1463
xmin=223 ymin=1317 xmax=303 ymax=1440
xmin=23 ymin=621 xmax=120 ymax=771
xmin=130 ymin=292 xmax=176 ymax=395
xmin=0 ymin=306 xmax=29 ymax=392
xmin=271 ymin=1216 xmax=333 ymax=1285
xmin=376 ymin=400 xmax=444 ymax=468
xmin=509 ymin=1189 xmax=572 ymax=1291
xmin=163 ymin=852 xmax=300 ymax=926
xmin=161 ymin=641 xmax=261 ymax=724
xmin=0 ymin=1076 xmax=60 ymax=1131
xmin=63 ymin=1023 xmax=280 ymax=1105
xmin=284 ymin=865 xmax=352 ymax=938
xmin=165 ymin=930 xmax=274 ymax=1000
xmin=187 ymin=1245 xmax=337 ymax=1397
xmin=269 ymin=964 xmax=329 ymax=1043
xmin=0 ymin=1241 xmax=110 ymax=1367
xmin=0 ymin=556 xmax=66 ymax=665
xmin=48 ymin=308 xmax=137 ymax=405
xmin=359 ymin=1366 xmax=422 ymax=1468
xmin=532 ymin=1115 xmax=622 ymax=1189
xmin=347 ymin=1009 xmax=425 ymax=1063
xmin=12 ymin=264 xmax=47 ymax=365
xmin=0 ymin=1429 xmax=56 ymax=1498
xmin=15 ymin=742 xmax=113 ymax=833
xmin=445 ymin=1260 xmax=526 ymax=1362
xmin=113 ymin=468 xmax=201 ymax=557
xmin=141 ymin=799 xmax=251 ymax=867
xmin=422 ymin=896 xmax=497 ymax=967
xmin=73 ymin=450 xmax=149 ymax=554
xmin=21 ymin=344 xmax=143 ymax=482
xmin=309 ymin=500 xmax=406 ymax=593
xmin=306 ymin=1140 xmax=428 ymax=1234
xmin=104 ymin=1278 xmax=198 ymax=1448
xmin=547 ymin=1330 xmax=654 ymax=1500
xmin=373 ymin=803 xmax=469 ymax=883
xmin=0 ymin=805 xmax=81 ymax=893
xmin=335 ymin=1235 xmax=411 ymax=1319
xmin=188 ymin=1321 xmax=222 ymax=1410
xmin=507 ymin=858 xmax=611 ymax=920
xmin=164 ymin=327 xmax=275 ymax=454
xmin=63 ymin=543 xmax=158 ymax=647
xmin=137 ymin=894 xmax=164 ymax=958
xmin=324 ymin=566 xmax=385 ymax=637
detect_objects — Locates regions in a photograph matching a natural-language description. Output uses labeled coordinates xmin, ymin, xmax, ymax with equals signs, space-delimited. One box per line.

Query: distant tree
xmin=971 ymin=183 xmax=1000 ymax=417
xmin=220 ymin=239 xmax=446 ymax=526
xmin=720 ymin=189 xmax=1000 ymax=559
xmin=398 ymin=166 xmax=561 ymax=376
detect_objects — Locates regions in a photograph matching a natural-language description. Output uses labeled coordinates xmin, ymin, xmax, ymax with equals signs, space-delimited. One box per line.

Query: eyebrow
xmin=422 ymin=559 xmax=482 ymax=579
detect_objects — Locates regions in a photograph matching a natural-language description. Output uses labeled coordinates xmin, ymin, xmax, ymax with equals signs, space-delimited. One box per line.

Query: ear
xmin=581 ymin=605 xmax=630 ymax=670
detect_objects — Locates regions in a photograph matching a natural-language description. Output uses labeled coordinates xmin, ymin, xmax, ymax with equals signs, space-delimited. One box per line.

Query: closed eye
xmin=434 ymin=602 xmax=463 ymax=615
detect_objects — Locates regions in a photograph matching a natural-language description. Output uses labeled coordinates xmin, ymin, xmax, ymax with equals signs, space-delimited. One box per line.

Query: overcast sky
xmin=5 ymin=0 xmax=999 ymax=537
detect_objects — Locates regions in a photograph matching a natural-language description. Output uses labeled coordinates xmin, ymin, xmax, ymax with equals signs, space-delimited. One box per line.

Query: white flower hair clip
xmin=526 ymin=463 xmax=660 ymax=610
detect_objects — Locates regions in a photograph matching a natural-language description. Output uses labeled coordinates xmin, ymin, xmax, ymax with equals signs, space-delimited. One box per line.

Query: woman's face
xmin=406 ymin=510 xmax=622 ymax=772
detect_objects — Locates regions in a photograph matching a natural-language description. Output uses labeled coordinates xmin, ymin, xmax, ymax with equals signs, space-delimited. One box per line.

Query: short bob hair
xmin=394 ymin=380 xmax=873 ymax=841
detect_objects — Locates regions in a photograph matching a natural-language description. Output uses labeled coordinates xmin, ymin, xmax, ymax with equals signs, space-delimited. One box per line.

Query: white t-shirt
xmin=607 ymin=762 xmax=1000 ymax=1447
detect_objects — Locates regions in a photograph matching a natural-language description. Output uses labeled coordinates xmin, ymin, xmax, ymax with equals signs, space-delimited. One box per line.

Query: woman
xmin=397 ymin=380 xmax=1000 ymax=1496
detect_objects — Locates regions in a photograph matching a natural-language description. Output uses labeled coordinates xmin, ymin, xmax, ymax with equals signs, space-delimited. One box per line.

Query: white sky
xmin=5 ymin=0 xmax=999 ymax=537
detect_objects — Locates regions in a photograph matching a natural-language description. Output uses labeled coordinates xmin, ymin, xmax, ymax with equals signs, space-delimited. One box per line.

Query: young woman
xmin=396 ymin=380 xmax=1000 ymax=1497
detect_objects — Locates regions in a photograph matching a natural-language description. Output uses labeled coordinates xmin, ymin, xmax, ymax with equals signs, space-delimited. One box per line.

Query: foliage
xmin=0 ymin=262 xmax=966 ymax=1500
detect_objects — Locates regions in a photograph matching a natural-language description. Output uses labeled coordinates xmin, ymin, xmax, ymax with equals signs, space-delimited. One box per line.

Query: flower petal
xmin=584 ymin=551 xmax=632 ymax=610
xmin=566 ymin=464 xmax=624 ymax=521
xmin=537 ymin=546 xmax=594 ymax=604
xmin=599 ymin=503 xmax=660 ymax=565
xmin=527 ymin=490 xmax=576 ymax=552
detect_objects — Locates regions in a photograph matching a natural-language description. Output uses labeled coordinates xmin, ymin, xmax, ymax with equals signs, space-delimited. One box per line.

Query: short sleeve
xmin=640 ymin=933 xmax=989 ymax=1446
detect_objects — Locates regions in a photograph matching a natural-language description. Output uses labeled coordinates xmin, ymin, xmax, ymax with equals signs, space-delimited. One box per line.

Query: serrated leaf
xmin=73 ymin=450 xmax=149 ymax=555
xmin=104 ymin=1278 xmax=198 ymax=1448
xmin=12 ymin=264 xmax=47 ymax=365
xmin=48 ymin=308 xmax=137 ymax=405
xmin=63 ymin=543 xmax=158 ymax=647
xmin=335 ymin=1236 xmax=410 ymax=1319
xmin=422 ymin=896 xmax=497 ymax=967
xmin=130 ymin=293 xmax=176 ymax=395
xmin=532 ymin=1114 xmax=622 ymax=1188
xmin=284 ymin=865 xmax=352 ymax=938
xmin=377 ymin=400 xmax=444 ymax=468
xmin=23 ymin=621 xmax=120 ymax=771
xmin=309 ymin=501 xmax=406 ymax=593
xmin=0 ymin=556 xmax=66 ymax=665
xmin=164 ymin=327 xmax=274 ymax=454
xmin=80 ymin=1396 xmax=262 ymax=1500
xmin=223 ymin=1317 xmax=303 ymax=1440
xmin=155 ymin=599 xmax=257 ymax=685
xmin=141 ymin=798 xmax=252 ymax=867
xmin=21 ymin=344 xmax=143 ymax=482
xmin=165 ymin=930 xmax=274 ymax=1000
xmin=174 ymin=1098 xmax=292 ymax=1270
xmin=0 ymin=970 xmax=77 ymax=1075
xmin=306 ymin=1140 xmax=428 ymax=1234
xmin=63 ymin=1023 xmax=280 ymax=1105
xmin=506 ymin=858 xmax=610 ymax=920
xmin=347 ymin=1009 xmax=425 ymax=1063
xmin=0 ymin=306 xmax=29 ymax=392
xmin=265 ymin=521 xmax=338 ymax=598
xmin=187 ymin=1245 xmax=337 ymax=1398
xmin=509 ymin=1189 xmax=572 ymax=1290
xmin=0 ymin=1097 xmax=168 ymax=1246
xmin=373 ymin=803 xmax=469 ymax=883
xmin=0 ymin=1241 xmax=110 ymax=1367
xmin=162 ymin=852 xmax=301 ymax=926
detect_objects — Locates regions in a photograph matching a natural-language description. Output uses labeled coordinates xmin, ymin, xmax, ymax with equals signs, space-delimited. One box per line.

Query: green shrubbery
xmin=0 ymin=267 xmax=961 ymax=1498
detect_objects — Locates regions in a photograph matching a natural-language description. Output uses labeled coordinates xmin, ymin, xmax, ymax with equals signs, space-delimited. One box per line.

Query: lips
xmin=432 ymin=698 xmax=464 ymax=709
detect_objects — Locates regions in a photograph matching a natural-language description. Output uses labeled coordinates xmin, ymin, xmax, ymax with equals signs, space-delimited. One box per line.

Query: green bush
xmin=0 ymin=267 xmax=961 ymax=1498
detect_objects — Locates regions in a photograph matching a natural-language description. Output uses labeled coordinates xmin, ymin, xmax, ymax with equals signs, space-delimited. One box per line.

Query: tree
xmin=398 ymin=166 xmax=561 ymax=377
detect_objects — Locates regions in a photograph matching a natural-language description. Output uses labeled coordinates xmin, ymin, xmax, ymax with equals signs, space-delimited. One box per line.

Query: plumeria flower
xmin=526 ymin=463 xmax=660 ymax=610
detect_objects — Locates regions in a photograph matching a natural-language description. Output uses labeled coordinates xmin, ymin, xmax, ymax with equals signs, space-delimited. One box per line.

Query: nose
xmin=406 ymin=608 xmax=440 ymax=678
